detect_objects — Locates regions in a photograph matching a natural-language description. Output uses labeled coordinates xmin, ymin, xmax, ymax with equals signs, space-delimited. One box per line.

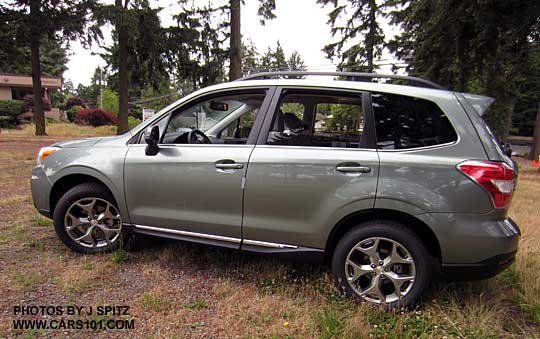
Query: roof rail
xmin=236 ymin=71 xmax=446 ymax=90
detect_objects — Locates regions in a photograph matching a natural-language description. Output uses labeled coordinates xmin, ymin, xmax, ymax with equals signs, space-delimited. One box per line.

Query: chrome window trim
xmin=254 ymin=144 xmax=378 ymax=152
xmin=376 ymin=140 xmax=459 ymax=152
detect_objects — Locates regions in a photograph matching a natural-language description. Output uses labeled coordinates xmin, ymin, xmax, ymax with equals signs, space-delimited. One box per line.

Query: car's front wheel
xmin=332 ymin=220 xmax=433 ymax=308
xmin=53 ymin=182 xmax=124 ymax=254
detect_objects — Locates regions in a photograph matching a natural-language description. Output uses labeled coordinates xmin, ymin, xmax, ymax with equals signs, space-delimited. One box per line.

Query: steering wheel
xmin=188 ymin=129 xmax=211 ymax=144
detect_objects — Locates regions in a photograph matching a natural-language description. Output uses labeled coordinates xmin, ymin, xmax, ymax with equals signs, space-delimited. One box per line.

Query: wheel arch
xmin=325 ymin=208 xmax=442 ymax=264
xmin=49 ymin=174 xmax=118 ymax=216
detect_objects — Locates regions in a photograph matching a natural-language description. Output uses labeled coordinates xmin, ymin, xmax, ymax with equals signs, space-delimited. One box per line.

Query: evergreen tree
xmin=387 ymin=0 xmax=540 ymax=140
xmin=259 ymin=41 xmax=288 ymax=71
xmin=318 ymin=0 xmax=385 ymax=72
xmin=184 ymin=0 xmax=276 ymax=81
xmin=0 ymin=37 xmax=68 ymax=77
xmin=287 ymin=51 xmax=307 ymax=71
xmin=2 ymin=0 xmax=102 ymax=135
xmin=241 ymin=39 xmax=260 ymax=75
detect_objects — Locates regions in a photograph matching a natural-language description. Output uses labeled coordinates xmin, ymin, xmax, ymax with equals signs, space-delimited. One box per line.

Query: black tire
xmin=331 ymin=220 xmax=433 ymax=309
xmin=53 ymin=182 xmax=124 ymax=254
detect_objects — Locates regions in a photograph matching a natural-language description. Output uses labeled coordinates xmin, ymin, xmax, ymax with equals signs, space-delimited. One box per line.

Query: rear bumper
xmin=428 ymin=215 xmax=520 ymax=280
xmin=441 ymin=250 xmax=516 ymax=281
xmin=418 ymin=211 xmax=520 ymax=265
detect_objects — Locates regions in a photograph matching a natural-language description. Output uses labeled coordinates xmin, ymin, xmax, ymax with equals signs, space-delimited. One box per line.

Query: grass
xmin=2 ymin=122 xmax=116 ymax=138
xmin=0 ymin=125 xmax=539 ymax=338
xmin=138 ymin=292 xmax=168 ymax=312
xmin=186 ymin=298 xmax=209 ymax=310
xmin=313 ymin=309 xmax=347 ymax=339
xmin=31 ymin=215 xmax=53 ymax=227
xmin=111 ymin=248 xmax=128 ymax=264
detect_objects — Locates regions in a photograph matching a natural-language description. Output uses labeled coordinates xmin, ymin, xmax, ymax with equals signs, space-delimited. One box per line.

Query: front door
xmin=242 ymin=88 xmax=379 ymax=250
xmin=124 ymin=88 xmax=273 ymax=247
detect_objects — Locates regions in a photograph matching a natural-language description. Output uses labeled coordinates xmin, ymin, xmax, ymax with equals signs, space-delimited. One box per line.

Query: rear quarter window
xmin=372 ymin=92 xmax=457 ymax=150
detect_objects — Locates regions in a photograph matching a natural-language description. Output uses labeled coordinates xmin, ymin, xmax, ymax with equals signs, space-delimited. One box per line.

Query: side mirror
xmin=144 ymin=126 xmax=159 ymax=156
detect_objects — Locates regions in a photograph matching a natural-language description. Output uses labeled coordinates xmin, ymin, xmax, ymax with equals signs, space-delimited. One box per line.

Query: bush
xmin=0 ymin=100 xmax=23 ymax=118
xmin=22 ymin=94 xmax=51 ymax=112
xmin=65 ymin=96 xmax=87 ymax=111
xmin=0 ymin=99 xmax=23 ymax=128
xmin=75 ymin=108 xmax=117 ymax=127
xmin=128 ymin=116 xmax=142 ymax=130
xmin=66 ymin=105 xmax=84 ymax=122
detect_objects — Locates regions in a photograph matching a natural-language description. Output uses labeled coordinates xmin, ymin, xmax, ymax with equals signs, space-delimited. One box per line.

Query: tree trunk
xmin=365 ymin=0 xmax=377 ymax=73
xmin=529 ymin=101 xmax=540 ymax=161
xmin=30 ymin=0 xmax=46 ymax=136
xmin=229 ymin=0 xmax=242 ymax=80
xmin=116 ymin=0 xmax=129 ymax=135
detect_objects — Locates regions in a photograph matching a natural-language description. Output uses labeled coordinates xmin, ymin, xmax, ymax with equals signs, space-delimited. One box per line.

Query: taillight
xmin=457 ymin=160 xmax=516 ymax=209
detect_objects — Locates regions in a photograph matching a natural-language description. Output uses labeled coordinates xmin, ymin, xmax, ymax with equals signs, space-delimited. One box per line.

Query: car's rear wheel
xmin=53 ymin=183 xmax=123 ymax=254
xmin=332 ymin=220 xmax=433 ymax=308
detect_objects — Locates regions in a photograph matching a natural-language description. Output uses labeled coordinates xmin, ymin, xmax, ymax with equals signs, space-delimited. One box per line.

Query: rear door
xmin=242 ymin=87 xmax=379 ymax=251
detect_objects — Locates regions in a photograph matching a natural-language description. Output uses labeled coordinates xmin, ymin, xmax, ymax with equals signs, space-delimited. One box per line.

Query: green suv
xmin=31 ymin=72 xmax=520 ymax=308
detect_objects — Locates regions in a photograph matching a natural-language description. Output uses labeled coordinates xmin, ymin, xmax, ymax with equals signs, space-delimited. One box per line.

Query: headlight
xmin=37 ymin=146 xmax=60 ymax=165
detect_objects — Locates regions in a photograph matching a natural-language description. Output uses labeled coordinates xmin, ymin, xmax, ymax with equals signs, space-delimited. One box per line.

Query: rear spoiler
xmin=460 ymin=93 xmax=495 ymax=116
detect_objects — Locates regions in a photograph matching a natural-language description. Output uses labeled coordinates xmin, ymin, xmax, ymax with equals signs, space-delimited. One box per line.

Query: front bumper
xmin=31 ymin=166 xmax=52 ymax=218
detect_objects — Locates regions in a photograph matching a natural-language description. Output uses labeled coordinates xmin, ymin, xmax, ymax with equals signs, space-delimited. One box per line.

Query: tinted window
xmin=372 ymin=92 xmax=457 ymax=149
xmin=267 ymin=92 xmax=366 ymax=148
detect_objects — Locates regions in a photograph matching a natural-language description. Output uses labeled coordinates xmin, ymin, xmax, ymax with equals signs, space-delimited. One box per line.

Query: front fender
xmin=43 ymin=145 xmax=129 ymax=223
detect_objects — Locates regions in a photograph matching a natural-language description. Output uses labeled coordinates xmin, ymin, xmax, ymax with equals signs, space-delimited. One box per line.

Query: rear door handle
xmin=215 ymin=160 xmax=244 ymax=170
xmin=336 ymin=164 xmax=371 ymax=173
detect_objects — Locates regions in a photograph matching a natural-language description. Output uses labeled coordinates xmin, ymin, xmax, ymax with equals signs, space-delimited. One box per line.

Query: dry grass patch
xmin=2 ymin=123 xmax=116 ymax=138
xmin=509 ymin=165 xmax=540 ymax=323
xmin=57 ymin=257 xmax=118 ymax=295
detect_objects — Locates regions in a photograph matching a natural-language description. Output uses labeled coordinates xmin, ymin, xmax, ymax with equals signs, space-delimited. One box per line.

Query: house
xmin=0 ymin=73 xmax=63 ymax=120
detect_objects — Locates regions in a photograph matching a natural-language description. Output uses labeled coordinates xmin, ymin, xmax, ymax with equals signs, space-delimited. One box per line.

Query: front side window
xmin=266 ymin=91 xmax=366 ymax=148
xmin=372 ymin=92 xmax=457 ymax=150
xmin=161 ymin=91 xmax=266 ymax=144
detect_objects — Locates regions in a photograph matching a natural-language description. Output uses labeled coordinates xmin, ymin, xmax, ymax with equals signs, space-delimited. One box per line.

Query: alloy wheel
xmin=64 ymin=197 xmax=122 ymax=249
xmin=344 ymin=237 xmax=416 ymax=304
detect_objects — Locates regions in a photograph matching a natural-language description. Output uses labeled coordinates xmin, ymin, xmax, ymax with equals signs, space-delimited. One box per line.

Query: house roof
xmin=0 ymin=73 xmax=62 ymax=89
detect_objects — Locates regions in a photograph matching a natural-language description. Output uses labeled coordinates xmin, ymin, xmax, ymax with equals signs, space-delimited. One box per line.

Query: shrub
xmin=65 ymin=96 xmax=87 ymax=110
xmin=22 ymin=94 xmax=51 ymax=112
xmin=0 ymin=99 xmax=23 ymax=118
xmin=75 ymin=108 xmax=117 ymax=127
xmin=66 ymin=105 xmax=84 ymax=122
xmin=128 ymin=116 xmax=142 ymax=130
xmin=0 ymin=99 xmax=23 ymax=128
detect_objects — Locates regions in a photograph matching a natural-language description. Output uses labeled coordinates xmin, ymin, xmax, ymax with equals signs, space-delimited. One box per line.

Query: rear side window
xmin=372 ymin=92 xmax=457 ymax=150
xmin=266 ymin=91 xmax=366 ymax=148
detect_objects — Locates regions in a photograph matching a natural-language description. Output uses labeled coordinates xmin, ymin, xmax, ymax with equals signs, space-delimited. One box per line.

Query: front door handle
xmin=215 ymin=160 xmax=244 ymax=170
xmin=336 ymin=163 xmax=371 ymax=173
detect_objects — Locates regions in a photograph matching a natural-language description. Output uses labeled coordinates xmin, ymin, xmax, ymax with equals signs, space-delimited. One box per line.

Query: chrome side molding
xmin=243 ymin=239 xmax=297 ymax=249
xmin=134 ymin=224 xmax=241 ymax=243
xmin=132 ymin=224 xmax=298 ymax=249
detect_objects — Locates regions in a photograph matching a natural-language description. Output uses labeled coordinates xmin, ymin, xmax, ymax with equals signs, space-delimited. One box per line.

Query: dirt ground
xmin=0 ymin=126 xmax=539 ymax=338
